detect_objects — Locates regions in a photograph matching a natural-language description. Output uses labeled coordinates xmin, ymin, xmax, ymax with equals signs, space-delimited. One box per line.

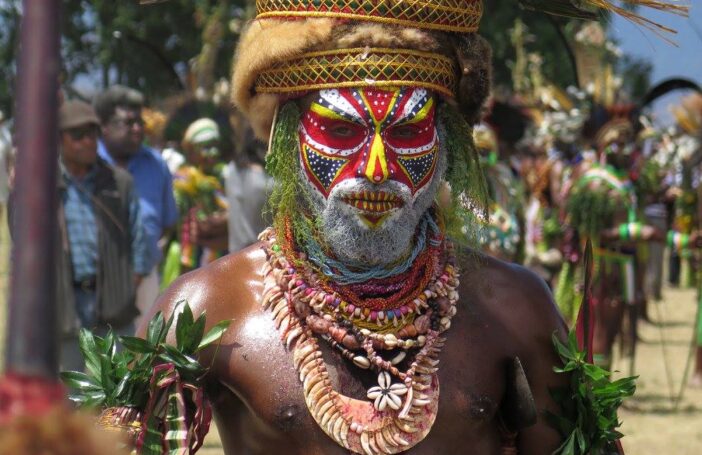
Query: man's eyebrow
xmin=315 ymin=92 xmax=365 ymax=123
xmin=396 ymin=97 xmax=434 ymax=125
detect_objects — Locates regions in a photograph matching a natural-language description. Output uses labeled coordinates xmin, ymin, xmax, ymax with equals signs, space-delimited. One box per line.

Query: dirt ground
xmin=613 ymin=284 xmax=702 ymax=454
xmin=0 ymin=221 xmax=700 ymax=453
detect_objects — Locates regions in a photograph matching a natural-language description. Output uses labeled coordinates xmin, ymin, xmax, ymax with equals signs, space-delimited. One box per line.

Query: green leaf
xmin=100 ymin=329 xmax=118 ymax=359
xmin=567 ymin=331 xmax=580 ymax=357
xmin=575 ymin=427 xmax=586 ymax=453
xmin=549 ymin=329 xmax=636 ymax=455
xmin=553 ymin=332 xmax=575 ymax=362
xmin=69 ymin=389 xmax=107 ymax=409
xmin=197 ymin=319 xmax=231 ymax=351
xmin=164 ymin=300 xmax=186 ymax=340
xmin=60 ymin=371 xmax=102 ymax=391
xmin=186 ymin=314 xmax=207 ymax=354
xmin=78 ymin=329 xmax=101 ymax=379
xmin=176 ymin=302 xmax=195 ymax=351
xmin=147 ymin=311 xmax=165 ymax=346
xmin=99 ymin=352 xmax=116 ymax=393
xmin=160 ymin=345 xmax=203 ymax=374
xmin=112 ymin=371 xmax=133 ymax=401
xmin=120 ymin=335 xmax=156 ymax=353
xmin=582 ymin=363 xmax=610 ymax=382
xmin=554 ymin=432 xmax=576 ymax=455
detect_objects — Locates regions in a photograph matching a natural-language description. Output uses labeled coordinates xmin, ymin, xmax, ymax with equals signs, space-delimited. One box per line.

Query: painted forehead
xmin=313 ymin=87 xmax=433 ymax=125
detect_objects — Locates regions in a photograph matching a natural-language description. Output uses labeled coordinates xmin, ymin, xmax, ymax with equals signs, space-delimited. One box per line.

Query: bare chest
xmin=209 ymin=304 xmax=510 ymax=454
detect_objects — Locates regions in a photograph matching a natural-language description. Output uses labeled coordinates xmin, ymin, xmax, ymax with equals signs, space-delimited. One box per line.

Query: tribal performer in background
xmin=141 ymin=1 xmax=685 ymax=454
xmin=474 ymin=123 xmax=525 ymax=262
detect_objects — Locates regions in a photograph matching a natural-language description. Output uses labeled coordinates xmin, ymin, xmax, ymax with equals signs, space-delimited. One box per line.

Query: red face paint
xmin=299 ymin=87 xmax=439 ymax=201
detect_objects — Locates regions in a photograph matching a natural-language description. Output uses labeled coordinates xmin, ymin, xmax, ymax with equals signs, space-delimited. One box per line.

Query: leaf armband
xmin=547 ymin=331 xmax=636 ymax=455
xmin=60 ymin=300 xmax=232 ymax=454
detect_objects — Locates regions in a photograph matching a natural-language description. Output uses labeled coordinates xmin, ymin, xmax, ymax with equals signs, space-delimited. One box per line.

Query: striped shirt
xmin=62 ymin=164 xmax=150 ymax=281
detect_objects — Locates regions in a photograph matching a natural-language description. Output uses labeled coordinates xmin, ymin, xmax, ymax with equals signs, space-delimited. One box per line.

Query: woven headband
xmin=255 ymin=48 xmax=458 ymax=99
xmin=256 ymin=0 xmax=483 ymax=33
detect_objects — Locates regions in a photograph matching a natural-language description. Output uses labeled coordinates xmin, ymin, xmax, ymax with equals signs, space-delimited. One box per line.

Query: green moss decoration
xmin=265 ymin=102 xmax=323 ymax=265
xmin=438 ymin=102 xmax=490 ymax=248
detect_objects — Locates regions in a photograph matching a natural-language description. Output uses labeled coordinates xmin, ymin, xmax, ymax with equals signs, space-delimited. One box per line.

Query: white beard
xmin=300 ymin=144 xmax=448 ymax=267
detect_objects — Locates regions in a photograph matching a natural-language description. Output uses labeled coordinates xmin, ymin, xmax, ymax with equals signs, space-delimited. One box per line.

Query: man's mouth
xmin=341 ymin=191 xmax=404 ymax=213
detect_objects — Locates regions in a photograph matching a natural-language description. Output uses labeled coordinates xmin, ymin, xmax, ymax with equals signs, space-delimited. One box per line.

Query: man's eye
xmin=330 ymin=123 xmax=358 ymax=138
xmin=389 ymin=125 xmax=420 ymax=139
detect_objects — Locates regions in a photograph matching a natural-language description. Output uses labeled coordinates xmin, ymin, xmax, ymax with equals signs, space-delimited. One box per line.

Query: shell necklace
xmin=259 ymin=226 xmax=459 ymax=454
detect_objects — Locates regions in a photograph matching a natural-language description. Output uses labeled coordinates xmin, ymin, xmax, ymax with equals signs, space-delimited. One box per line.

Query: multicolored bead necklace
xmin=259 ymin=219 xmax=460 ymax=454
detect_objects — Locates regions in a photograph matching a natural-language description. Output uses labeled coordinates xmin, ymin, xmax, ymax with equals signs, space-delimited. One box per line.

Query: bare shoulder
xmin=459 ymin=252 xmax=567 ymax=351
xmin=137 ymin=242 xmax=267 ymax=337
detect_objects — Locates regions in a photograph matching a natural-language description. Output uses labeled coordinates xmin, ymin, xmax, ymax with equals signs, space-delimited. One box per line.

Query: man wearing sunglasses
xmin=56 ymin=100 xmax=150 ymax=371
xmin=94 ymin=85 xmax=178 ymax=326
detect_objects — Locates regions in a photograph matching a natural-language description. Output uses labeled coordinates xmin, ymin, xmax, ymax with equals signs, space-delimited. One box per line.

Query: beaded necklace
xmin=259 ymin=219 xmax=460 ymax=454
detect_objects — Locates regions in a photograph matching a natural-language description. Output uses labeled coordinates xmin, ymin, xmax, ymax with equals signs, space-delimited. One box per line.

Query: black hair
xmin=93 ymin=85 xmax=145 ymax=124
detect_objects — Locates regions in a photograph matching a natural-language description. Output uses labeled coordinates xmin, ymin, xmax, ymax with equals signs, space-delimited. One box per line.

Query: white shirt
xmin=225 ymin=161 xmax=273 ymax=252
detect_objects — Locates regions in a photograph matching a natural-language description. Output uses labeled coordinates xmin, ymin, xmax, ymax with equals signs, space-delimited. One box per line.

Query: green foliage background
xmin=0 ymin=0 xmax=652 ymax=117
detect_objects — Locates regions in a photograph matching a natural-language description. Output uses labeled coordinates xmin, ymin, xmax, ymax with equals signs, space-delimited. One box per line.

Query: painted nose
xmin=363 ymin=131 xmax=390 ymax=184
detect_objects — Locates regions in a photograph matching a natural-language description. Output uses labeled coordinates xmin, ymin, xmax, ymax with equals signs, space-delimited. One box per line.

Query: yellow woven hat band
xmin=255 ymin=48 xmax=458 ymax=99
xmin=256 ymin=0 xmax=483 ymax=33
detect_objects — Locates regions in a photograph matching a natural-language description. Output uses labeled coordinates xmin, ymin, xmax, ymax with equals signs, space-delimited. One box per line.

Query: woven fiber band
xmin=256 ymin=0 xmax=483 ymax=33
xmin=255 ymin=48 xmax=458 ymax=98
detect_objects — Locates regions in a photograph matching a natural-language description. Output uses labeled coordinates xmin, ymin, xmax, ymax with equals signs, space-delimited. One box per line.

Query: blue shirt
xmin=62 ymin=163 xmax=151 ymax=280
xmin=98 ymin=142 xmax=178 ymax=270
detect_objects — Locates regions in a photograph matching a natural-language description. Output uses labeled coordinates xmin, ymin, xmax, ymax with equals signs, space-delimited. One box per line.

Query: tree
xmin=617 ymin=55 xmax=653 ymax=101
xmin=0 ymin=0 xmax=249 ymax=115
xmin=64 ymin=0 xmax=248 ymax=101
xmin=480 ymin=0 xmax=652 ymax=98
xmin=0 ymin=2 xmax=21 ymax=117
xmin=481 ymin=0 xmax=582 ymax=92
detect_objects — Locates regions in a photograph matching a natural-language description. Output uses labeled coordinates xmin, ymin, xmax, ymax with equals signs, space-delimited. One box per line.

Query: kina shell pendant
xmin=268 ymin=292 xmax=442 ymax=454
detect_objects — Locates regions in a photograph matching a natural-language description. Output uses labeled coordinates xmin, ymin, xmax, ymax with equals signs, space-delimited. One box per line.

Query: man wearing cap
xmin=94 ymin=85 xmax=178 ymax=324
xmin=56 ymin=100 xmax=150 ymax=371
xmin=160 ymin=118 xmax=229 ymax=288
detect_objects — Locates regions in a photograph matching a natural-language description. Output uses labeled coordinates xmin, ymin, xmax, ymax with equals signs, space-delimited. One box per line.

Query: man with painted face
xmin=140 ymin=1 xmax=684 ymax=453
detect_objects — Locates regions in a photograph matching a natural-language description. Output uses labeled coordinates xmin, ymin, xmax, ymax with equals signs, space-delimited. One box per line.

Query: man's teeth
xmin=341 ymin=191 xmax=403 ymax=213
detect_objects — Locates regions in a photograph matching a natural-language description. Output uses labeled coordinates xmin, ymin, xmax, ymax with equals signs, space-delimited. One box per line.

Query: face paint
xmin=299 ymin=87 xmax=439 ymax=227
xmin=296 ymin=88 xmax=446 ymax=266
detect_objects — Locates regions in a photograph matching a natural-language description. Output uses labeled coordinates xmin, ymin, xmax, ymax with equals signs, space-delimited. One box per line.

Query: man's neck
xmin=63 ymin=160 xmax=94 ymax=180
xmin=103 ymin=142 xmax=134 ymax=168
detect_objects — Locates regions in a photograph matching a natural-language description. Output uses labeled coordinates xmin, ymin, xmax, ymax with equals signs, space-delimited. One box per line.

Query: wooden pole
xmin=5 ymin=0 xmax=62 ymax=378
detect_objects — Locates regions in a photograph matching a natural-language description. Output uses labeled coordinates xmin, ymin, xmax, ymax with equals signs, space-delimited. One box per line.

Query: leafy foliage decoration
xmin=566 ymin=176 xmax=629 ymax=240
xmin=548 ymin=331 xmax=636 ymax=455
xmin=60 ymin=300 xmax=230 ymax=411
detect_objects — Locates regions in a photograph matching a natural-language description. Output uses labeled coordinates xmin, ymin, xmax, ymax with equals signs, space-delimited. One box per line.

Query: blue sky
xmin=610 ymin=5 xmax=701 ymax=124
xmin=610 ymin=5 xmax=702 ymax=85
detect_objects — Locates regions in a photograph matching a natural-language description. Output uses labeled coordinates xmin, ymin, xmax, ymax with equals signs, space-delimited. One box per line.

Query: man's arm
xmin=161 ymin=162 xmax=179 ymax=230
xmin=127 ymin=183 xmax=150 ymax=285
xmin=501 ymin=265 xmax=571 ymax=455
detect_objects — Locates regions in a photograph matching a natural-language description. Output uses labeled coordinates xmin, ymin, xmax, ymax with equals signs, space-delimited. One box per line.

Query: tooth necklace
xmin=259 ymin=226 xmax=459 ymax=454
